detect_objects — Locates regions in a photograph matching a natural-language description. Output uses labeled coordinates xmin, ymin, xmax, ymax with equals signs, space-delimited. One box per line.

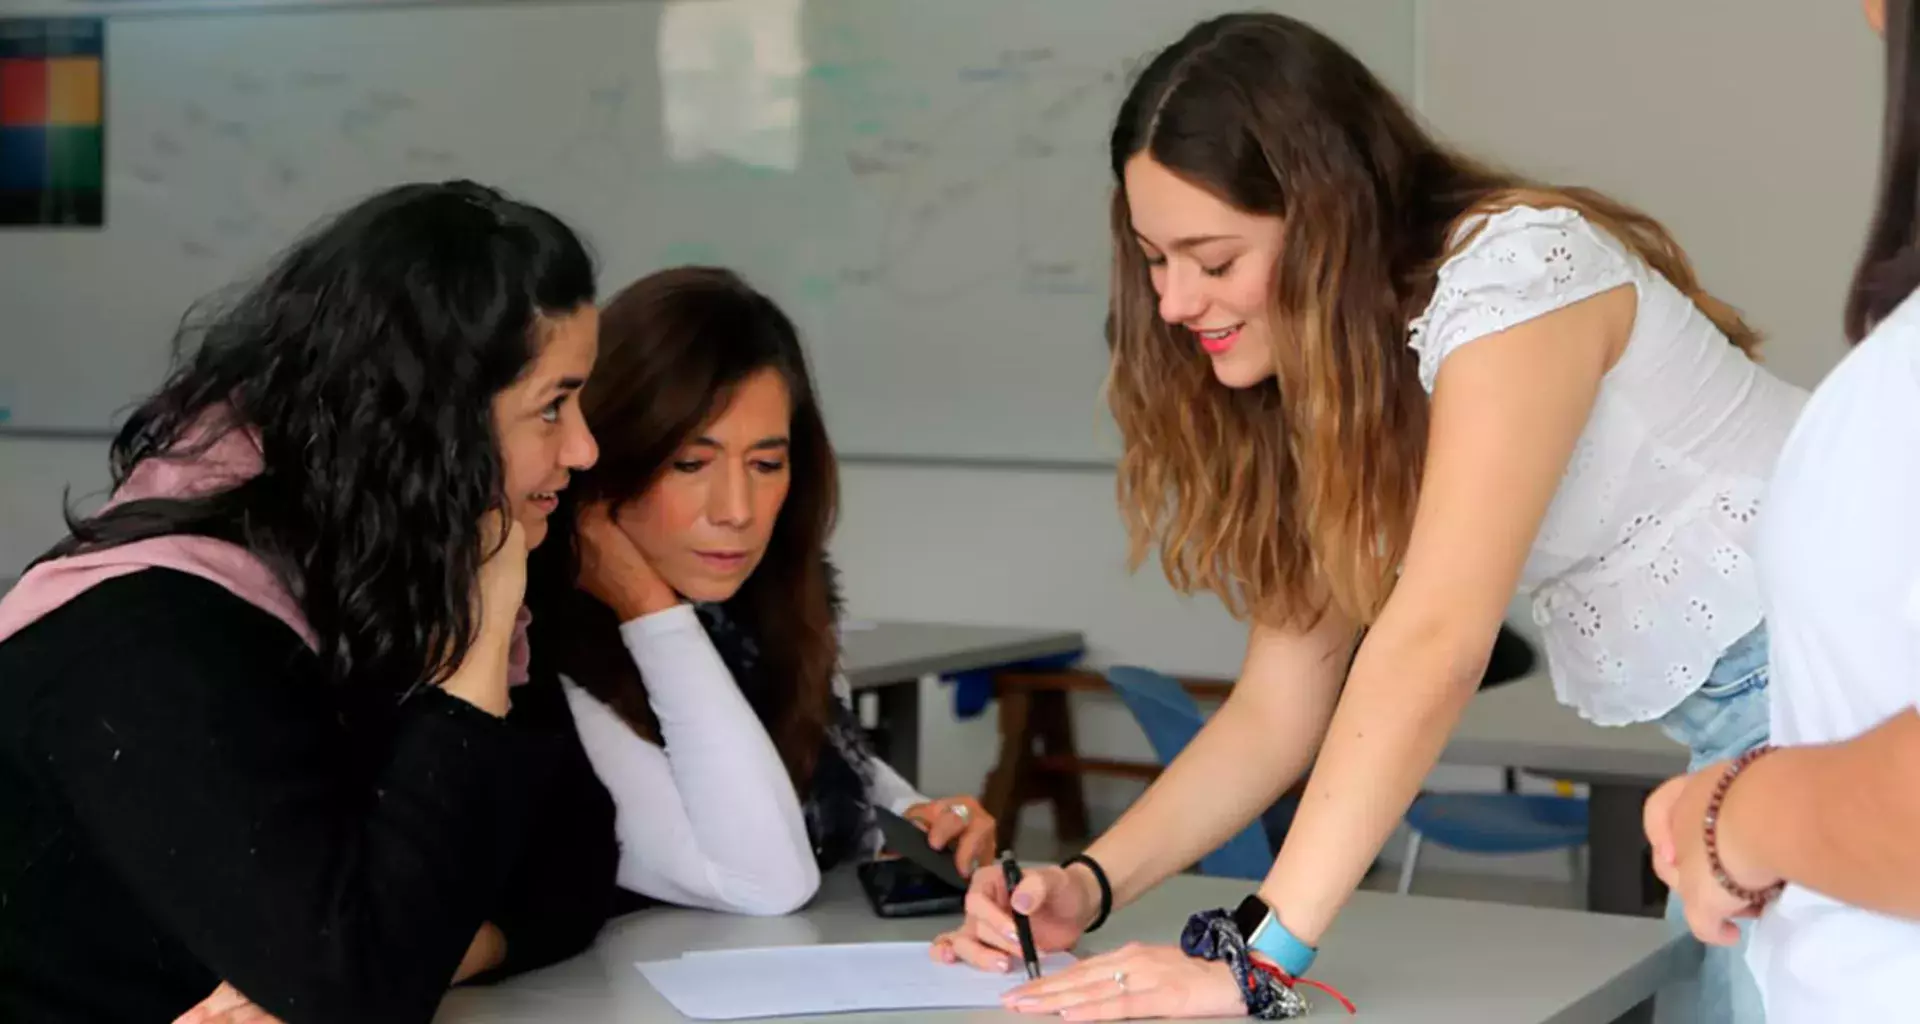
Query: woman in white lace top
xmin=526 ymin=267 xmax=999 ymax=918
xmin=940 ymin=14 xmax=1803 ymax=1024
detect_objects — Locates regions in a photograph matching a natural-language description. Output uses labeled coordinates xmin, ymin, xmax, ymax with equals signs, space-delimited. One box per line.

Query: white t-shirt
xmin=1744 ymin=288 xmax=1920 ymax=1020
xmin=1408 ymin=205 xmax=1806 ymax=725
xmin=561 ymin=604 xmax=924 ymax=916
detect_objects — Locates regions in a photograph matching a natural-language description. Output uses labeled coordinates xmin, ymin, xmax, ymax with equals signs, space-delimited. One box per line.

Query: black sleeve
xmin=465 ymin=669 xmax=620 ymax=982
xmin=22 ymin=572 xmax=546 ymax=1024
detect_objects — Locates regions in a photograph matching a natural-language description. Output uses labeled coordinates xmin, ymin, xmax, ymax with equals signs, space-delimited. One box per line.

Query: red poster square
xmin=0 ymin=59 xmax=49 ymax=127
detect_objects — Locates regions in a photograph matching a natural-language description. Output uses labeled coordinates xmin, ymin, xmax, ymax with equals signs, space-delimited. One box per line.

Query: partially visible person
xmin=1646 ymin=1 xmax=1920 ymax=1020
xmin=527 ymin=266 xmax=995 ymax=917
xmin=0 ymin=180 xmax=616 ymax=1024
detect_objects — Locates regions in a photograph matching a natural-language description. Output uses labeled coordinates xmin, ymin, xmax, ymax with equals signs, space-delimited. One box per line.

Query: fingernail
xmin=1006 ymin=930 xmax=1021 ymax=943
xmin=996 ymin=959 xmax=1010 ymax=973
xmin=1012 ymin=894 xmax=1035 ymax=913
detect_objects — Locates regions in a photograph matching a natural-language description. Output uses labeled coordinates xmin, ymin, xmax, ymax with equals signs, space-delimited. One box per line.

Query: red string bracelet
xmin=1248 ymin=953 xmax=1357 ymax=1015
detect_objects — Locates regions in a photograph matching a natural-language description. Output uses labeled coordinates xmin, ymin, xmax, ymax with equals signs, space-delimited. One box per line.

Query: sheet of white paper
xmin=636 ymin=941 xmax=1076 ymax=1020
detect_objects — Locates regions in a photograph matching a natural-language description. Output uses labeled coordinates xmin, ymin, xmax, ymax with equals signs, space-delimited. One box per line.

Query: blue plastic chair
xmin=1103 ymin=665 xmax=1279 ymax=879
xmin=1397 ymin=793 xmax=1589 ymax=894
xmin=1104 ymin=665 xmax=1589 ymax=892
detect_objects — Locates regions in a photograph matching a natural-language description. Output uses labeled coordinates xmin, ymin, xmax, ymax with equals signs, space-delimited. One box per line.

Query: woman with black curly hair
xmin=0 ymin=180 xmax=617 ymax=1024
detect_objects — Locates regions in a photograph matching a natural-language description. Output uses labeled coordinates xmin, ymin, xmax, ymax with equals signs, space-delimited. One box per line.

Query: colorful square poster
xmin=0 ymin=18 xmax=104 ymax=227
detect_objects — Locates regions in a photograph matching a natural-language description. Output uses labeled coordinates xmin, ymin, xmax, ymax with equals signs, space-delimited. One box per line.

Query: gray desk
xmin=1443 ymin=675 xmax=1688 ymax=918
xmin=839 ymin=621 xmax=1084 ymax=787
xmin=436 ymin=869 xmax=1695 ymax=1024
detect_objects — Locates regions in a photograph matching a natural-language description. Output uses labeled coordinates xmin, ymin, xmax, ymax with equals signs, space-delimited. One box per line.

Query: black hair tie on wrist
xmin=1060 ymin=853 xmax=1113 ymax=933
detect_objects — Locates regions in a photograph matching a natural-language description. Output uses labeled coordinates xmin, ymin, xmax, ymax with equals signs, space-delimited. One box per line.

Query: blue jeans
xmin=1651 ymin=624 xmax=1771 ymax=1024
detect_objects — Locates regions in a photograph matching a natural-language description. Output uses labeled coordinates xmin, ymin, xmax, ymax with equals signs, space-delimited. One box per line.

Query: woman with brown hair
xmin=525 ymin=266 xmax=997 ymax=918
xmin=940 ymin=12 xmax=1803 ymax=1022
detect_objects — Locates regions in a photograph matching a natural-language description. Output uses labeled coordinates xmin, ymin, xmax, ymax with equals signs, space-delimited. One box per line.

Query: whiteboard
xmin=0 ymin=0 xmax=1415 ymax=462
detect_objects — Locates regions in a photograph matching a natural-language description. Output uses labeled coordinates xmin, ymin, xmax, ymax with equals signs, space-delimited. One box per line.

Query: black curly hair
xmin=47 ymin=179 xmax=597 ymax=694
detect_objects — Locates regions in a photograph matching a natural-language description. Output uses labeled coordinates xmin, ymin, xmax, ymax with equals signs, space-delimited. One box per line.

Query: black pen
xmin=1000 ymin=852 xmax=1042 ymax=979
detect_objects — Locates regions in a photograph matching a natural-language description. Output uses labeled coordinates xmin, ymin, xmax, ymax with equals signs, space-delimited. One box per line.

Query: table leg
xmin=1587 ymin=782 xmax=1659 ymax=917
xmin=1032 ymin=689 xmax=1091 ymax=842
xmin=873 ymin=679 xmax=921 ymax=789
xmin=982 ymin=688 xmax=1034 ymax=854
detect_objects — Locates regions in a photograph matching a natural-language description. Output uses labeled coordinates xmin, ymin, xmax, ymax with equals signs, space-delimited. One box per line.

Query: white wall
xmin=0 ymin=438 xmax=111 ymax=576
xmin=0 ymin=1 xmax=1887 ymax=880
xmin=1418 ymin=0 xmax=1882 ymax=392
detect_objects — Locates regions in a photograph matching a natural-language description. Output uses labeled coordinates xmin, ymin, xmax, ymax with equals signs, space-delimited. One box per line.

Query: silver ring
xmin=1113 ymin=969 xmax=1128 ymax=991
xmin=949 ymin=803 xmax=971 ymax=822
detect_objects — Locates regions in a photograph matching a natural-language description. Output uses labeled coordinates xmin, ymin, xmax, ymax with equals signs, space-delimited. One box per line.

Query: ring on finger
xmin=948 ymin=802 xmax=971 ymax=822
xmin=1113 ymin=969 xmax=1128 ymax=991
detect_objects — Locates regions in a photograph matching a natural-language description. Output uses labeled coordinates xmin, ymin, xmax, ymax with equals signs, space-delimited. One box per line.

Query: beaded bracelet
xmin=1704 ymin=744 xmax=1786 ymax=908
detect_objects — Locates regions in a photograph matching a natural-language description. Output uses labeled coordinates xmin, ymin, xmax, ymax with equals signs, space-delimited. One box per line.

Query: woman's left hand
xmin=172 ymin=982 xmax=282 ymax=1024
xmin=903 ymin=797 xmax=997 ymax=879
xmin=1643 ymin=761 xmax=1774 ymax=946
xmin=1000 ymin=942 xmax=1242 ymax=1021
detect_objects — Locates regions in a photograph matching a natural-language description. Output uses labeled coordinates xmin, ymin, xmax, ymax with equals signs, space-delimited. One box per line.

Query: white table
xmin=437 ymin=869 xmax=1696 ymax=1024
xmin=841 ymin=621 xmax=1084 ymax=787
xmin=1443 ymin=675 xmax=1687 ymax=918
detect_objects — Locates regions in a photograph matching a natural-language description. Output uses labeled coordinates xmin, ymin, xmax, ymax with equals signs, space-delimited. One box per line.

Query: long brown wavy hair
xmin=1107 ymin=13 xmax=1760 ymax=627
xmin=527 ymin=266 xmax=842 ymax=786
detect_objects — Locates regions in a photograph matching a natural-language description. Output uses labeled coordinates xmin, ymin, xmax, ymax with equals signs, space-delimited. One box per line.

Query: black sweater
xmin=0 ymin=569 xmax=620 ymax=1023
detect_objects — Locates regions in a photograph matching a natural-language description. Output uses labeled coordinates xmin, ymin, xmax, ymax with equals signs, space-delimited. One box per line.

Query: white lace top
xmin=1406 ymin=206 xmax=1807 ymax=725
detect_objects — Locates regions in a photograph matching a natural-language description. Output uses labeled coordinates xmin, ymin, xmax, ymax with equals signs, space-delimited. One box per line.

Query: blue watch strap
xmin=1246 ymin=909 xmax=1317 ymax=977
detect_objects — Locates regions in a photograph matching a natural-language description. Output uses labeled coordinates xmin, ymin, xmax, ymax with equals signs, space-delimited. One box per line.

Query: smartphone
xmin=857 ymin=857 xmax=967 ymax=918
xmin=857 ymin=806 xmax=969 ymax=918
xmin=872 ymin=806 xmax=968 ymax=889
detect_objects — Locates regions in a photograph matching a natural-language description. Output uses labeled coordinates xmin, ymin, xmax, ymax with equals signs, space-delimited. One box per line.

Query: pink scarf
xmin=0 ymin=423 xmax=532 ymax=686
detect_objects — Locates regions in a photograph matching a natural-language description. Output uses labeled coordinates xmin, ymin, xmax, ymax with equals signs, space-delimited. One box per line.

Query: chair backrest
xmin=1104 ymin=665 xmax=1274 ymax=879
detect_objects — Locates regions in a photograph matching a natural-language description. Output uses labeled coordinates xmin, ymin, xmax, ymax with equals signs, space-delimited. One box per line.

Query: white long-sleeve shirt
xmin=561 ymin=603 xmax=924 ymax=916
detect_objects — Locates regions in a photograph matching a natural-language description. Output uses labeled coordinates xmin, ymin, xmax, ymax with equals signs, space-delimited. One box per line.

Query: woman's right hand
xmin=176 ymin=921 xmax=505 ymax=1024
xmin=931 ymin=861 xmax=1100 ymax=972
xmin=477 ymin=511 xmax=530 ymax=641
xmin=575 ymin=501 xmax=678 ymax=620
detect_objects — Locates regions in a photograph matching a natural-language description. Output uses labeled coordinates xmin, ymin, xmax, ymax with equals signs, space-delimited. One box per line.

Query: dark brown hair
xmin=528 ymin=266 xmax=841 ymax=786
xmin=1849 ymin=0 xmax=1920 ymax=341
xmin=1105 ymin=13 xmax=1760 ymax=626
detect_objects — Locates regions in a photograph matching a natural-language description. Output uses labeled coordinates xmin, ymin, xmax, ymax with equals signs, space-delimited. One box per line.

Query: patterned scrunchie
xmin=1179 ymin=910 xmax=1311 ymax=1020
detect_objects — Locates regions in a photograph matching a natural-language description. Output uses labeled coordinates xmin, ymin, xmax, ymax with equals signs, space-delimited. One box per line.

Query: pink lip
xmin=1195 ymin=324 xmax=1242 ymax=355
xmin=696 ymin=551 xmax=749 ymax=570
